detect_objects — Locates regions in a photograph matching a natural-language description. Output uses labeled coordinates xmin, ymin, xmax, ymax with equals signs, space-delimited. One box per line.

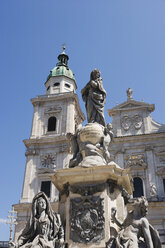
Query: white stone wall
xmin=20 ymin=91 xmax=84 ymax=204
xmin=108 ymin=97 xmax=165 ymax=243
xmin=45 ymin=76 xmax=76 ymax=95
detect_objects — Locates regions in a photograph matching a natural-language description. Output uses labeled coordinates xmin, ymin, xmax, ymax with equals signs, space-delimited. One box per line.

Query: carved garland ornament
xmin=121 ymin=114 xmax=143 ymax=131
xmin=44 ymin=106 xmax=62 ymax=115
xmin=125 ymin=154 xmax=147 ymax=169
xmin=70 ymin=196 xmax=105 ymax=243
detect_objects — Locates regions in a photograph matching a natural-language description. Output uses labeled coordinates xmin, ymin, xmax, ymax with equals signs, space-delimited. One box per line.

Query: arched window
xmin=133 ymin=177 xmax=144 ymax=198
xmin=48 ymin=116 xmax=56 ymax=132
xmin=65 ymin=83 xmax=71 ymax=88
xmin=54 ymin=82 xmax=60 ymax=87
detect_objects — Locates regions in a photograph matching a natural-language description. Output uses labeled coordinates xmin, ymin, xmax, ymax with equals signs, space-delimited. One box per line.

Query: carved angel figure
xmin=103 ymin=123 xmax=114 ymax=163
xmin=110 ymin=197 xmax=162 ymax=248
xmin=17 ymin=192 xmax=64 ymax=248
xmin=81 ymin=69 xmax=106 ymax=127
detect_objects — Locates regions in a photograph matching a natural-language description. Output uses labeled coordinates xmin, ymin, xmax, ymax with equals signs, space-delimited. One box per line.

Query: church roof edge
xmin=108 ymin=99 xmax=155 ymax=116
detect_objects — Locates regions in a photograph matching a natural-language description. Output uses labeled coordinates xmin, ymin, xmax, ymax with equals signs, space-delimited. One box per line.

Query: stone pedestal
xmin=51 ymin=164 xmax=133 ymax=248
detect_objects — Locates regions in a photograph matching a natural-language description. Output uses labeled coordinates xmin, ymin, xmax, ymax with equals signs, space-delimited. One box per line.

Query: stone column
xmin=20 ymin=156 xmax=34 ymax=203
xmin=115 ymin=153 xmax=124 ymax=169
xmin=145 ymin=147 xmax=157 ymax=199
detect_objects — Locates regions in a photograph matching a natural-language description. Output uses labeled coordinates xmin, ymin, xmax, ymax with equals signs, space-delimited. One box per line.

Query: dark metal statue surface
xmin=81 ymin=69 xmax=106 ymax=127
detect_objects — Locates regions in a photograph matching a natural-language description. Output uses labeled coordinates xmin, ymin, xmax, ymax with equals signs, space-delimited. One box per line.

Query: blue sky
xmin=0 ymin=0 xmax=165 ymax=240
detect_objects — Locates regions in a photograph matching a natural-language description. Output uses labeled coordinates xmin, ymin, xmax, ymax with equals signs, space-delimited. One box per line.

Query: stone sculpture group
xmin=17 ymin=192 xmax=64 ymax=248
xmin=110 ymin=197 xmax=161 ymax=248
xmin=67 ymin=69 xmax=113 ymax=168
xmin=14 ymin=69 xmax=161 ymax=248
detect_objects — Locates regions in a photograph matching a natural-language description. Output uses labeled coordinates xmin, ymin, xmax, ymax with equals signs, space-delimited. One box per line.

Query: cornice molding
xmin=31 ymin=92 xmax=85 ymax=121
xmin=113 ymin=132 xmax=165 ymax=143
xmin=108 ymin=100 xmax=155 ymax=116
xmin=23 ymin=135 xmax=69 ymax=147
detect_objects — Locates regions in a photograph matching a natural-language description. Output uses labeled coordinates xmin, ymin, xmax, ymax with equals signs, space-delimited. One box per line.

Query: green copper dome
xmin=46 ymin=49 xmax=75 ymax=82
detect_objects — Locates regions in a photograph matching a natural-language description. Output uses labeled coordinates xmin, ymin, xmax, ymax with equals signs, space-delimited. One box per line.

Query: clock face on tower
xmin=40 ymin=154 xmax=56 ymax=168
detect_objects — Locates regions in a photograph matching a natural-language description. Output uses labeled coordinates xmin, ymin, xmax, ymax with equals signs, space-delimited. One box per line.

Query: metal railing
xmin=0 ymin=241 xmax=9 ymax=248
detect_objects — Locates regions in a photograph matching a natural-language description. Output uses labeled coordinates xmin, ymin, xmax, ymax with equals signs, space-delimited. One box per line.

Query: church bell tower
xmin=13 ymin=48 xmax=85 ymax=240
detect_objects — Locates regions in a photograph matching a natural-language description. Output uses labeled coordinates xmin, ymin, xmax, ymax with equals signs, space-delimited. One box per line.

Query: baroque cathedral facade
xmin=13 ymin=49 xmax=165 ymax=246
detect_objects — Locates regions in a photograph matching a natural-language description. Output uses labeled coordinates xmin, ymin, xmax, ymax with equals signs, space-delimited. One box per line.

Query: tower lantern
xmin=45 ymin=47 xmax=77 ymax=95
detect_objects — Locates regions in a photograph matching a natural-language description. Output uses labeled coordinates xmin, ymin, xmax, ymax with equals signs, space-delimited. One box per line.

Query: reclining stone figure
xmin=110 ymin=197 xmax=162 ymax=248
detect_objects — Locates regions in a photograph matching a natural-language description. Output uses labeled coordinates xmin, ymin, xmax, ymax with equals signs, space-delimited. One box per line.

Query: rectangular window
xmin=41 ymin=181 xmax=51 ymax=198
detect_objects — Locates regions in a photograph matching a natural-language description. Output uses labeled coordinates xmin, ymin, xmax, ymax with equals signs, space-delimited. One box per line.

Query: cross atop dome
xmin=62 ymin=44 xmax=66 ymax=53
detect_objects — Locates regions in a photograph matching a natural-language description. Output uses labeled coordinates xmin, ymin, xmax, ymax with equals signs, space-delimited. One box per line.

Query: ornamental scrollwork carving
xmin=154 ymin=151 xmax=165 ymax=165
xmin=40 ymin=153 xmax=56 ymax=169
xmin=70 ymin=182 xmax=107 ymax=196
xmin=133 ymin=114 xmax=143 ymax=129
xmin=121 ymin=114 xmax=143 ymax=131
xmin=45 ymin=106 xmax=62 ymax=115
xmin=25 ymin=149 xmax=38 ymax=156
xmin=70 ymin=196 xmax=105 ymax=243
xmin=125 ymin=154 xmax=147 ymax=169
xmin=121 ymin=115 xmax=131 ymax=131
xmin=156 ymin=166 xmax=165 ymax=176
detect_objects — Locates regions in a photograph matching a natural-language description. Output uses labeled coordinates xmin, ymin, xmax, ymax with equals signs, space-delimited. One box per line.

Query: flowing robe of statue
xmin=81 ymin=69 xmax=106 ymax=127
xmin=17 ymin=192 xmax=64 ymax=248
